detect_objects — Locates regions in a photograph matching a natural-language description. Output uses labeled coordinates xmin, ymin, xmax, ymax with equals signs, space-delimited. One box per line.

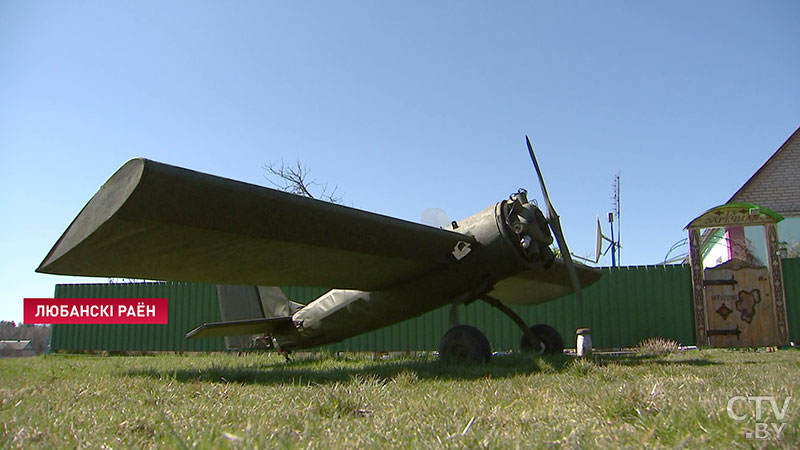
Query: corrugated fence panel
xmin=51 ymin=282 xmax=225 ymax=352
xmin=783 ymin=258 xmax=800 ymax=343
xmin=55 ymin=259 xmax=800 ymax=352
xmin=301 ymin=260 xmax=797 ymax=350
xmin=323 ymin=264 xmax=696 ymax=351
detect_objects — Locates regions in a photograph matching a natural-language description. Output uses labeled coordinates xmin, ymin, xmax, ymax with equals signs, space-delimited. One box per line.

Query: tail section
xmin=186 ymin=316 xmax=295 ymax=340
xmin=252 ymin=286 xmax=304 ymax=317
xmin=186 ymin=285 xmax=303 ymax=349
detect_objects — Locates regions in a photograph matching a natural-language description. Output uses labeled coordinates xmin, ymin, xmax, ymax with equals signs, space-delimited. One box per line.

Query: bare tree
xmin=263 ymin=159 xmax=342 ymax=203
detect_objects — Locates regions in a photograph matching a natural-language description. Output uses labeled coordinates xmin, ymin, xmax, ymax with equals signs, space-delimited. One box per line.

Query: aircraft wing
xmin=37 ymin=158 xmax=475 ymax=290
xmin=488 ymin=260 xmax=602 ymax=305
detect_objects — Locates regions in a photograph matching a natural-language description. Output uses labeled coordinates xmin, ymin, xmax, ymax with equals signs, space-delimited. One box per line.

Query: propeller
xmin=525 ymin=136 xmax=584 ymax=304
xmin=421 ymin=208 xmax=452 ymax=229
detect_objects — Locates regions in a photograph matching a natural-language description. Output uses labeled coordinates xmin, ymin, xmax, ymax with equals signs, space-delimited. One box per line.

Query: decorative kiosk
xmin=686 ymin=204 xmax=790 ymax=347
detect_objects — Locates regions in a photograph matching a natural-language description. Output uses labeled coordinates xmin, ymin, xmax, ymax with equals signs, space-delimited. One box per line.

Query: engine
xmin=501 ymin=190 xmax=555 ymax=267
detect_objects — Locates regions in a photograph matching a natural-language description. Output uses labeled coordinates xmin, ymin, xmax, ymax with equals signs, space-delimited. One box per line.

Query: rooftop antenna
xmin=609 ymin=211 xmax=616 ymax=267
xmin=572 ymin=173 xmax=621 ymax=266
xmin=612 ymin=173 xmax=621 ymax=265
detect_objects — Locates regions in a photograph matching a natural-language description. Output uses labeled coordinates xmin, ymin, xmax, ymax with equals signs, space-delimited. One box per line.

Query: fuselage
xmin=273 ymin=191 xmax=554 ymax=350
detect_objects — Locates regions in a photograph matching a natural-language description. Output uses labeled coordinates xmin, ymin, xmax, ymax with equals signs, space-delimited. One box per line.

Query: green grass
xmin=1 ymin=349 xmax=799 ymax=448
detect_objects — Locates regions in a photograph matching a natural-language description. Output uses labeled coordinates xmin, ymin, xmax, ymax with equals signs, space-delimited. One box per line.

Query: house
xmin=686 ymin=126 xmax=800 ymax=267
xmin=683 ymin=126 xmax=800 ymax=346
xmin=725 ymin=126 xmax=800 ymax=262
xmin=0 ymin=340 xmax=35 ymax=357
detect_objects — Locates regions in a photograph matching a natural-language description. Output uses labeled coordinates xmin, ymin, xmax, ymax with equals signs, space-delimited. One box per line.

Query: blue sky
xmin=1 ymin=1 xmax=798 ymax=322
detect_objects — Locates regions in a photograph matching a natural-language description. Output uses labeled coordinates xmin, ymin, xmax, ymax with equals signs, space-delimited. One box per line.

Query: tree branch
xmin=263 ymin=159 xmax=342 ymax=203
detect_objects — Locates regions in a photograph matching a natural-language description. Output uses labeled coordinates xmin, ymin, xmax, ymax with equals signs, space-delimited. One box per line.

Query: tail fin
xmin=250 ymin=286 xmax=304 ymax=317
xmin=194 ymin=285 xmax=303 ymax=349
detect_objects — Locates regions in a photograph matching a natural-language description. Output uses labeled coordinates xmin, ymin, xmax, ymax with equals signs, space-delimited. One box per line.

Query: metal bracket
xmin=448 ymin=303 xmax=459 ymax=328
xmin=447 ymin=283 xmax=493 ymax=329
xmin=703 ymin=277 xmax=737 ymax=286
xmin=707 ymin=326 xmax=742 ymax=339
xmin=452 ymin=241 xmax=472 ymax=260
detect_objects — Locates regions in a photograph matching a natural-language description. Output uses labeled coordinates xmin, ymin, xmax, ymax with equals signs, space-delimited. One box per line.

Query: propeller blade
xmin=550 ymin=217 xmax=584 ymax=303
xmin=525 ymin=136 xmax=584 ymax=304
xmin=525 ymin=136 xmax=555 ymax=219
xmin=421 ymin=208 xmax=451 ymax=229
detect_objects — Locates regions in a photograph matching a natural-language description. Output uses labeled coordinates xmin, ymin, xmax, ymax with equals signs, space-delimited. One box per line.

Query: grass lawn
xmin=1 ymin=348 xmax=798 ymax=448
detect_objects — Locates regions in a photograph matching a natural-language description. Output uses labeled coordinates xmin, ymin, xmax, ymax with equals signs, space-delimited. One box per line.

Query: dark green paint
xmin=51 ymin=259 xmax=800 ymax=352
xmin=51 ymin=282 xmax=225 ymax=352
xmin=38 ymin=158 xmax=472 ymax=291
xmin=783 ymin=258 xmax=800 ymax=343
xmin=322 ymin=264 xmax=697 ymax=351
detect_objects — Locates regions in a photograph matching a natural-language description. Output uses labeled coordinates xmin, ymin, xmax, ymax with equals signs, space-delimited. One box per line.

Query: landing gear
xmin=439 ymin=295 xmax=563 ymax=363
xmin=438 ymin=324 xmax=491 ymax=363
xmin=520 ymin=324 xmax=564 ymax=354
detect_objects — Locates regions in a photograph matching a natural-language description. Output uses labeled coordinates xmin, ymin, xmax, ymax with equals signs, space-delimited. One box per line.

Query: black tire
xmin=520 ymin=324 xmax=564 ymax=355
xmin=438 ymin=325 xmax=491 ymax=363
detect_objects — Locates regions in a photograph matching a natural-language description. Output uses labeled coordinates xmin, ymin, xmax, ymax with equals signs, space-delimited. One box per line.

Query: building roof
xmin=0 ymin=340 xmax=32 ymax=350
xmin=728 ymin=126 xmax=800 ymax=216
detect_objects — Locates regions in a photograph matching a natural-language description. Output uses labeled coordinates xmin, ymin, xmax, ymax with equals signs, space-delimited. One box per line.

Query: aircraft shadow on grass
xmin=125 ymin=353 xmax=719 ymax=386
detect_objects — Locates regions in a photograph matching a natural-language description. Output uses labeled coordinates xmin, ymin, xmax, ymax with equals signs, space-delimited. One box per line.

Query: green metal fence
xmin=51 ymin=282 xmax=225 ymax=352
xmin=322 ymin=264 xmax=696 ymax=351
xmin=783 ymin=258 xmax=800 ymax=343
xmin=52 ymin=262 xmax=715 ymax=352
xmin=51 ymin=259 xmax=800 ymax=352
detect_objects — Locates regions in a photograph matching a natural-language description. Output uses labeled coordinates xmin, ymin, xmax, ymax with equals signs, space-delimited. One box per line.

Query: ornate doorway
xmin=686 ymin=204 xmax=790 ymax=347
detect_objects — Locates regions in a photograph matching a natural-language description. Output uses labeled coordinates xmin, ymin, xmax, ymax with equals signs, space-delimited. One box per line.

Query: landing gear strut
xmin=482 ymin=295 xmax=564 ymax=354
xmin=438 ymin=294 xmax=565 ymax=363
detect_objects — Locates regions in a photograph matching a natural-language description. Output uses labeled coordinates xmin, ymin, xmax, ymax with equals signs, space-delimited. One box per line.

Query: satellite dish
xmin=421 ymin=208 xmax=451 ymax=229
xmin=596 ymin=216 xmax=603 ymax=263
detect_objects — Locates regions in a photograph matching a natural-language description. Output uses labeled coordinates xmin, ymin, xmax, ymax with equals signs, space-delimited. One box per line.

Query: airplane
xmin=37 ymin=137 xmax=601 ymax=362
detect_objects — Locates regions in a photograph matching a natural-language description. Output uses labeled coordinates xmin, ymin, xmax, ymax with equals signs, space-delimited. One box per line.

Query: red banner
xmin=24 ymin=298 xmax=168 ymax=324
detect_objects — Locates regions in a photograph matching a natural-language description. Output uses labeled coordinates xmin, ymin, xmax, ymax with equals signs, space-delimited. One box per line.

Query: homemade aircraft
xmin=37 ymin=137 xmax=601 ymax=362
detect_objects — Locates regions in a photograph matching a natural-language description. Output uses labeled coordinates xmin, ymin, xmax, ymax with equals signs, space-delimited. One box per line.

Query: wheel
xmin=438 ymin=324 xmax=491 ymax=363
xmin=520 ymin=324 xmax=564 ymax=354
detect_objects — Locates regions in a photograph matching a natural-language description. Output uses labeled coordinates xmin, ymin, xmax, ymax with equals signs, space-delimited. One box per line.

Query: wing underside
xmin=489 ymin=260 xmax=602 ymax=305
xmin=37 ymin=158 xmax=475 ymax=290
